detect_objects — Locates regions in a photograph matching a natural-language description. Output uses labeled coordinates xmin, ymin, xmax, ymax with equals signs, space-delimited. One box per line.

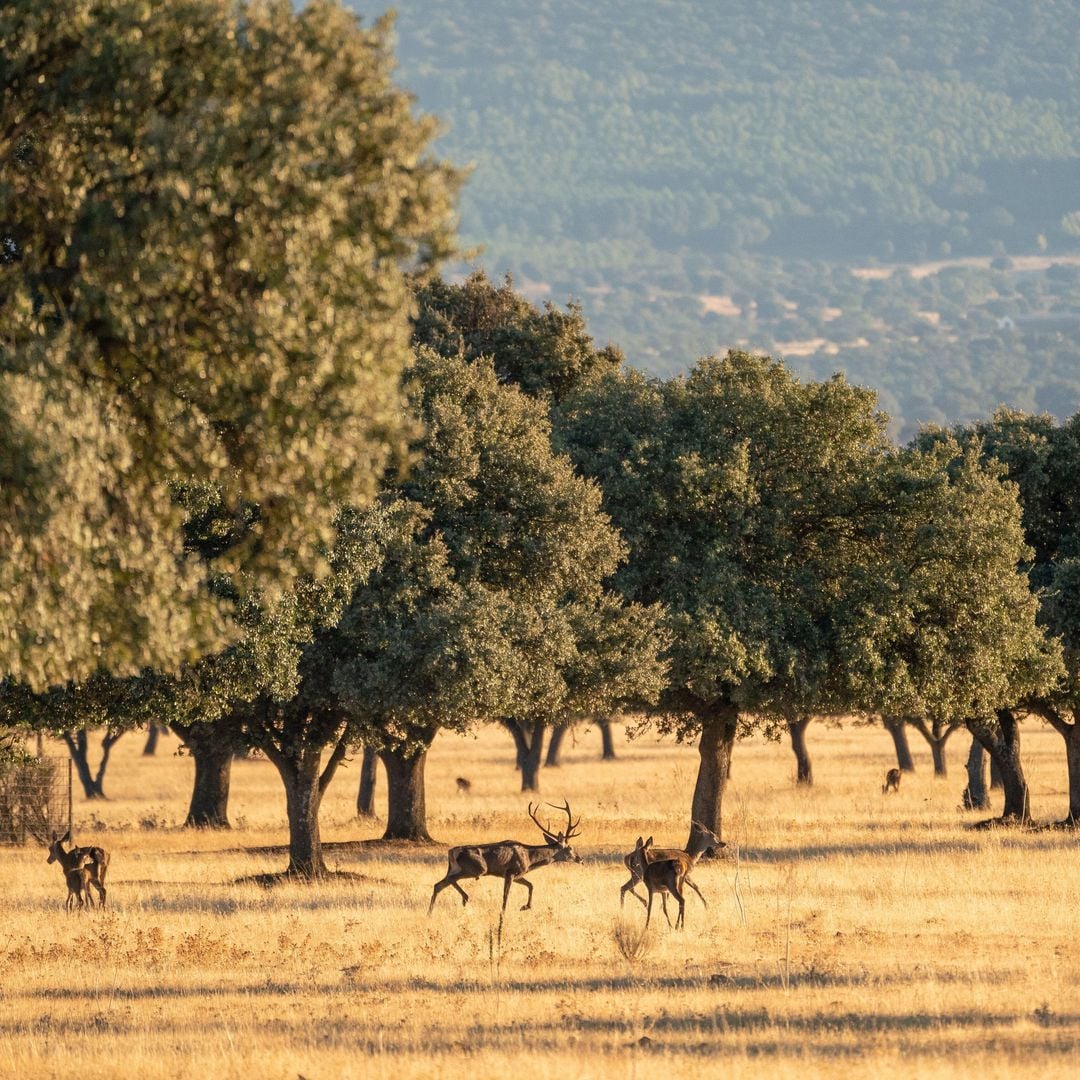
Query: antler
xmin=527 ymin=802 xmax=561 ymax=843
xmin=546 ymin=799 xmax=581 ymax=841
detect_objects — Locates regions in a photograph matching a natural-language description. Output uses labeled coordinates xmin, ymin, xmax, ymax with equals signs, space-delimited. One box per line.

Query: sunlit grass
xmin=2 ymin=721 xmax=1078 ymax=1078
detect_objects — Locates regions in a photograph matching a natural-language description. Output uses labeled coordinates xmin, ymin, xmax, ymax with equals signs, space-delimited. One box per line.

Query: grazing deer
xmin=47 ymin=831 xmax=110 ymax=909
xmin=883 ymin=767 xmax=902 ymax=794
xmin=63 ymin=850 xmax=94 ymax=912
xmin=626 ymin=823 xmax=722 ymax=930
xmin=429 ymin=800 xmax=583 ymax=914
xmin=619 ymin=821 xmax=724 ymax=913
xmin=455 ymin=777 xmax=472 ymax=794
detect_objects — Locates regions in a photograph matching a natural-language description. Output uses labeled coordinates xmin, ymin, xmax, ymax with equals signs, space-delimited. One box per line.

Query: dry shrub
xmin=611 ymin=917 xmax=653 ymax=966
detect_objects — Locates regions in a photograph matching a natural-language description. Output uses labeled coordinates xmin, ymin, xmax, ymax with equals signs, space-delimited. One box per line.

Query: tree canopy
xmin=559 ymin=351 xmax=1062 ymax=840
xmin=0 ymin=0 xmax=459 ymax=688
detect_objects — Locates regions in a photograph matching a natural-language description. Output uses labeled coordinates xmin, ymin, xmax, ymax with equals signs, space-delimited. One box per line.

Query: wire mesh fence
xmin=0 ymin=756 xmax=72 ymax=845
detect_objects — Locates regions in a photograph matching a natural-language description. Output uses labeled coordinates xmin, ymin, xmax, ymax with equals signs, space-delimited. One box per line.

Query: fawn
xmin=63 ymin=851 xmax=94 ymax=912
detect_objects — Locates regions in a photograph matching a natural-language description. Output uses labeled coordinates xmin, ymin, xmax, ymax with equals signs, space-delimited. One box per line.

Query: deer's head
xmin=529 ymin=800 xmax=584 ymax=863
xmin=46 ymin=830 xmax=71 ymax=864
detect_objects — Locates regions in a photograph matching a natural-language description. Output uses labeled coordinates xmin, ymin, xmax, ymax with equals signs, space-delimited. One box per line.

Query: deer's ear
xmin=61 ymin=830 xmax=71 ymax=843
xmin=635 ymin=836 xmax=643 ymax=847
xmin=645 ymin=836 xmax=653 ymax=847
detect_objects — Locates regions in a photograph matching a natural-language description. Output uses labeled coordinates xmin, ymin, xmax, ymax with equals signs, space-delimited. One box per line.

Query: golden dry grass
xmin=3 ymin=720 xmax=1079 ymax=1079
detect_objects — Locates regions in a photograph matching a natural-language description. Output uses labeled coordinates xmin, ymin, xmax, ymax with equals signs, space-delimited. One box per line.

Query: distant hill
xmin=368 ymin=0 xmax=1080 ymax=440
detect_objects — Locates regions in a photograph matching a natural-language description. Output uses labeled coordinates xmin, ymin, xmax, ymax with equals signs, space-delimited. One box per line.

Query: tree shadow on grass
xmin=233 ymin=868 xmax=394 ymax=888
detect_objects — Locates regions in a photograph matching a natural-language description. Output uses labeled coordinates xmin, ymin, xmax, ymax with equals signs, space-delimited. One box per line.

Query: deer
xmin=455 ymin=777 xmax=472 ymax=794
xmin=883 ymin=767 xmax=902 ymax=794
xmin=47 ymin=831 xmax=110 ymax=909
xmin=626 ymin=822 xmax=722 ymax=930
xmin=428 ymin=800 xmax=583 ymax=915
xmin=62 ymin=850 xmax=95 ymax=912
xmin=619 ymin=821 xmax=724 ymax=914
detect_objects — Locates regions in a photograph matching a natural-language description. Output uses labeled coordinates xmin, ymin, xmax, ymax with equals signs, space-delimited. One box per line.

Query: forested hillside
xmin=382 ymin=0 xmax=1080 ymax=439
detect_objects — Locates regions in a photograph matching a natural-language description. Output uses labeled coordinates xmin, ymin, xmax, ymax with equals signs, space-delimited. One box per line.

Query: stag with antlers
xmin=428 ymin=800 xmax=583 ymax=914
xmin=47 ymin=830 xmax=110 ymax=909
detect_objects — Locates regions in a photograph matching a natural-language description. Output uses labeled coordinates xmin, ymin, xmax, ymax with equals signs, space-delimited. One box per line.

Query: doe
xmin=627 ymin=823 xmax=722 ymax=930
xmin=47 ymin=830 xmax=110 ymax=908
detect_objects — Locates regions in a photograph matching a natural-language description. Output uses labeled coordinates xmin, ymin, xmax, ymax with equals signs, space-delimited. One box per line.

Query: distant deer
xmin=429 ymin=800 xmax=583 ymax=914
xmin=883 ymin=767 xmax=902 ymax=794
xmin=626 ymin=823 xmax=722 ymax=930
xmin=62 ymin=850 xmax=94 ymax=912
xmin=47 ymin=831 xmax=110 ymax=909
xmin=455 ymin=777 xmax=472 ymax=794
xmin=619 ymin=821 xmax=724 ymax=913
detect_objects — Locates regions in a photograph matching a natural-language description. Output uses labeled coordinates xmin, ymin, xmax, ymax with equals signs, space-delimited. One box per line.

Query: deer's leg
xmin=516 ymin=876 xmax=534 ymax=911
xmin=660 ymin=892 xmax=674 ymax=927
xmin=645 ymin=890 xmax=654 ymax=928
xmin=620 ymin=877 xmax=648 ymax=910
xmin=92 ymin=871 xmax=107 ymax=908
xmin=683 ymin=876 xmax=707 ymax=907
xmin=428 ymin=874 xmax=462 ymax=914
xmin=451 ymin=881 xmax=470 ymax=906
xmin=501 ymin=874 xmax=514 ymax=912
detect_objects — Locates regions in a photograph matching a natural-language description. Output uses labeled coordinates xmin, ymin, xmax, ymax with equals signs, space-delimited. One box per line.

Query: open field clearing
xmin=3 ymin=722 xmax=1078 ymax=1079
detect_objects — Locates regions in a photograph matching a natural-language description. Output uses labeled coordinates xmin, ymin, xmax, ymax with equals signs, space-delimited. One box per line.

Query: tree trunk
xmin=599 ymin=718 xmax=617 ymax=761
xmin=262 ymin=732 xmax=350 ymax=878
xmin=280 ymin=749 xmax=328 ymax=877
xmin=883 ymin=716 xmax=915 ymax=772
xmin=1033 ymin=705 xmax=1080 ymax=825
xmin=520 ymin=721 xmax=546 ymax=792
xmin=1061 ymin=721 xmax=1080 ymax=825
xmin=969 ymin=710 xmax=1029 ymax=823
xmin=910 ymin=718 xmax=960 ymax=778
xmin=961 ymin=737 xmax=990 ymax=811
xmin=687 ymin=702 xmax=738 ymax=853
xmin=184 ymin=735 xmax=233 ymax=829
xmin=62 ymin=729 xmax=122 ymax=799
xmin=357 ymin=745 xmax=379 ymax=818
xmin=142 ymin=722 xmax=164 ymax=756
xmin=500 ymin=718 xmax=529 ymax=771
xmin=545 ymin=724 xmax=568 ymax=767
xmin=380 ymin=744 xmax=434 ymax=841
xmin=787 ymin=716 xmax=813 ymax=785
xmin=989 ymin=754 xmax=1003 ymax=790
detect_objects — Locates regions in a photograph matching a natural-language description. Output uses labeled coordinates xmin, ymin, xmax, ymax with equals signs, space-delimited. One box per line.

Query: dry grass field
xmin=3 ymin=720 xmax=1078 ymax=1079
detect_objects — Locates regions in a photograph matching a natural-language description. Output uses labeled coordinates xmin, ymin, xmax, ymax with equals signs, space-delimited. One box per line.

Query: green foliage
xmin=560 ymin=351 xmax=890 ymax=728
xmin=0 ymin=0 xmax=459 ymax=688
xmin=413 ymin=271 xmax=624 ymax=401
xmin=561 ymin=351 xmax=1061 ymax=731
xmin=325 ymin=349 xmax=667 ymax=755
xmin=840 ymin=441 xmax=1063 ymax=721
xmin=928 ymin=409 xmax=1080 ymax=706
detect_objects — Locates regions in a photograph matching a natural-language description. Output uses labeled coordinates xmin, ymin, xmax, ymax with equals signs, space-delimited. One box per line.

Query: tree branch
xmin=319 ymin=734 xmax=350 ymax=797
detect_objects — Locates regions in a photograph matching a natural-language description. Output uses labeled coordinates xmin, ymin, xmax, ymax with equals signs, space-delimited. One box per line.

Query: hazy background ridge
xmin=371 ymin=0 xmax=1080 ymax=440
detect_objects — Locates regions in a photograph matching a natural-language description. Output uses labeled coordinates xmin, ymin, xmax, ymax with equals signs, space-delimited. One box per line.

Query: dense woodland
xmin=386 ymin=0 xmax=1080 ymax=440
